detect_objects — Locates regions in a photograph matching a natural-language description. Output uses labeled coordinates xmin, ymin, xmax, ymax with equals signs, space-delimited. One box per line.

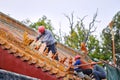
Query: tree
xmin=21 ymin=16 xmax=63 ymax=43
xmin=100 ymin=27 xmax=112 ymax=61
xmin=63 ymin=13 xmax=86 ymax=49
xmin=63 ymin=11 xmax=102 ymax=59
xmin=101 ymin=11 xmax=120 ymax=66
xmin=112 ymin=11 xmax=120 ymax=54
xmin=112 ymin=11 xmax=120 ymax=67
xmin=30 ymin=16 xmax=54 ymax=31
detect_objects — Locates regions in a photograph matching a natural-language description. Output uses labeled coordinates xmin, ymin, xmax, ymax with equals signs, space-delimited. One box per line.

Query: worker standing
xmin=36 ymin=26 xmax=59 ymax=60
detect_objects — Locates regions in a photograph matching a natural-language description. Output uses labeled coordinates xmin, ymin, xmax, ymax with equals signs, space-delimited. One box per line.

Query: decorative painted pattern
xmin=0 ymin=12 xmax=85 ymax=80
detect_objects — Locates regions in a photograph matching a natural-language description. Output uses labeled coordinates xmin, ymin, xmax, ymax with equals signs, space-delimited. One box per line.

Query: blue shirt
xmin=74 ymin=59 xmax=82 ymax=72
xmin=36 ymin=29 xmax=56 ymax=46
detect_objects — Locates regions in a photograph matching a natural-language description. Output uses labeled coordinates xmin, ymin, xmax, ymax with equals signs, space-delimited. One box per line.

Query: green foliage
xmin=64 ymin=22 xmax=86 ymax=49
xmin=64 ymin=20 xmax=103 ymax=61
xmin=87 ymin=35 xmax=104 ymax=60
xmin=22 ymin=15 xmax=63 ymax=42
xmin=100 ymin=11 xmax=120 ymax=63
xmin=30 ymin=15 xmax=54 ymax=31
xmin=99 ymin=27 xmax=113 ymax=61
xmin=65 ymin=30 xmax=79 ymax=49
xmin=22 ymin=11 xmax=120 ymax=64
xmin=113 ymin=11 xmax=120 ymax=53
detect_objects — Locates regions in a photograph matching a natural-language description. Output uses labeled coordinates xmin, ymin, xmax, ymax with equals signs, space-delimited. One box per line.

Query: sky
xmin=0 ymin=0 xmax=120 ymax=39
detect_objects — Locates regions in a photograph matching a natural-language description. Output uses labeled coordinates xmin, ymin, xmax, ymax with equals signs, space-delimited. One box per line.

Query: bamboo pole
xmin=109 ymin=21 xmax=116 ymax=65
xmin=111 ymin=30 xmax=116 ymax=65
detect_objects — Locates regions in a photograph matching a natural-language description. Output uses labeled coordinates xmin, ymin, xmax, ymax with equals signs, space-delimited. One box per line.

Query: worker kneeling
xmin=91 ymin=62 xmax=106 ymax=80
xmin=73 ymin=55 xmax=92 ymax=80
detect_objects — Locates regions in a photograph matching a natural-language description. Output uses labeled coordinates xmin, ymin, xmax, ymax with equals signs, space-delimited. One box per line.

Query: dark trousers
xmin=46 ymin=43 xmax=57 ymax=54
xmin=82 ymin=69 xmax=92 ymax=75
xmin=44 ymin=43 xmax=58 ymax=60
xmin=76 ymin=69 xmax=92 ymax=76
xmin=93 ymin=71 xmax=106 ymax=80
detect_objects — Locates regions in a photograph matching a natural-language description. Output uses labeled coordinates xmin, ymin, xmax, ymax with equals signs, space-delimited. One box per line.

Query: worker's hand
xmin=73 ymin=65 xmax=79 ymax=69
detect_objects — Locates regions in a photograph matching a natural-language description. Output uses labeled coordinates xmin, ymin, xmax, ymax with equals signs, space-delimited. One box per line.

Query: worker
xmin=73 ymin=55 xmax=93 ymax=80
xmin=73 ymin=55 xmax=85 ymax=79
xmin=91 ymin=62 xmax=106 ymax=80
xmin=36 ymin=26 xmax=59 ymax=60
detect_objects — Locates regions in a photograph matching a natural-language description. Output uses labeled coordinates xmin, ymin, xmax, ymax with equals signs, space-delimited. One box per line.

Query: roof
xmin=0 ymin=12 xmax=93 ymax=80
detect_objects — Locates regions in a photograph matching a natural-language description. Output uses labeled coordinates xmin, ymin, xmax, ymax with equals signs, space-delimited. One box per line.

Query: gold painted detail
xmin=0 ymin=29 xmax=7 ymax=39
xmin=0 ymin=13 xmax=87 ymax=79
xmin=0 ymin=29 xmax=70 ymax=78
xmin=23 ymin=31 xmax=34 ymax=46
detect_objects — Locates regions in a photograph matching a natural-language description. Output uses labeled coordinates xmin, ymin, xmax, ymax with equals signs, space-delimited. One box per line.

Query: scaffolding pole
xmin=109 ymin=21 xmax=116 ymax=65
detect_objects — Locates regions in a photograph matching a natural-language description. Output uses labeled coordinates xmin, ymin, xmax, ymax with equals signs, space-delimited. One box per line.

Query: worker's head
xmin=38 ymin=26 xmax=45 ymax=34
xmin=74 ymin=55 xmax=81 ymax=61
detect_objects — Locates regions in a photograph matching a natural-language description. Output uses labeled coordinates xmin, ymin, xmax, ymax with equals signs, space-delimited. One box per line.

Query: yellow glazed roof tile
xmin=0 ymin=12 xmax=94 ymax=79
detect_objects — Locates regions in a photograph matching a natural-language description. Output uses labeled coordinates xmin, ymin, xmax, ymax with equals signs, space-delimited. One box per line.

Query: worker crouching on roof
xmin=36 ymin=26 xmax=59 ymax=61
xmin=74 ymin=55 xmax=85 ymax=79
xmin=91 ymin=62 xmax=106 ymax=80
xmin=73 ymin=55 xmax=93 ymax=80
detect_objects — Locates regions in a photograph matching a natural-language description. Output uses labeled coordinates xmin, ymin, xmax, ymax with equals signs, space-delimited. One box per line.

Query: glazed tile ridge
xmin=0 ymin=27 xmax=80 ymax=79
xmin=0 ymin=12 xmax=90 ymax=79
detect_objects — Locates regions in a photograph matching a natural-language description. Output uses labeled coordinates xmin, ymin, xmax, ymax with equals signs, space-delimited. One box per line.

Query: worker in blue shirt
xmin=73 ymin=55 xmax=85 ymax=78
xmin=36 ymin=26 xmax=58 ymax=60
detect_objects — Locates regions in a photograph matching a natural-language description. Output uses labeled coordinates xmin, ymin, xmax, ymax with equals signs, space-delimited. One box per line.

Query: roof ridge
xmin=0 ymin=12 xmax=93 ymax=79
